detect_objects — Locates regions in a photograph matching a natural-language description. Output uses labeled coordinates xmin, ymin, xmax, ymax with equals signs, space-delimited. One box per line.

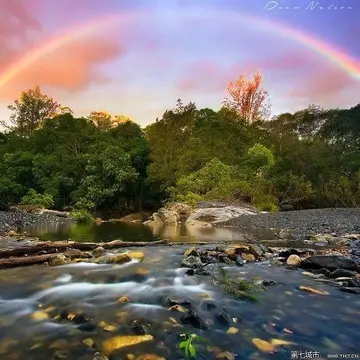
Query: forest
xmin=0 ymin=73 xmax=359 ymax=219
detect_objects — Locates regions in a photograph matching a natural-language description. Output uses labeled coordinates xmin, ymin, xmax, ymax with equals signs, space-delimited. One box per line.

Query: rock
xmin=242 ymin=253 xmax=255 ymax=262
xmin=78 ymin=322 xmax=97 ymax=332
xmin=181 ymin=255 xmax=203 ymax=269
xmin=131 ymin=319 xmax=151 ymax=335
xmin=184 ymin=247 xmax=200 ymax=257
xmin=108 ymin=253 xmax=132 ymax=265
xmin=303 ymin=255 xmax=357 ymax=270
xmin=185 ymin=206 xmax=257 ymax=227
xmin=339 ymin=287 xmax=360 ymax=294
xmin=49 ymin=254 xmax=68 ymax=266
xmin=226 ymin=327 xmax=239 ymax=334
xmin=298 ymin=286 xmax=329 ymax=295
xmin=249 ymin=244 xmax=264 ymax=258
xmin=235 ymin=257 xmax=244 ymax=266
xmin=135 ymin=354 xmax=166 ymax=360
xmin=167 ymin=298 xmax=191 ymax=308
xmin=216 ymin=308 xmax=232 ymax=325
xmin=168 ymin=305 xmax=187 ymax=313
xmin=233 ymin=245 xmax=250 ymax=254
xmin=180 ymin=310 xmax=208 ymax=330
xmin=206 ymin=302 xmax=217 ymax=311
xmin=261 ymin=280 xmax=277 ymax=286
xmin=63 ymin=249 xmax=83 ymax=259
xmin=216 ymin=351 xmax=236 ymax=360
xmin=166 ymin=202 xmax=192 ymax=217
xmin=127 ymin=252 xmax=144 ymax=261
xmin=286 ymin=254 xmax=302 ymax=267
xmin=330 ymin=269 xmax=357 ymax=278
xmin=316 ymin=268 xmax=332 ymax=277
xmin=118 ymin=296 xmax=130 ymax=304
xmin=93 ymin=353 xmax=109 ymax=360
xmin=101 ymin=335 xmax=154 ymax=357
xmin=31 ymin=311 xmax=49 ymax=321
xmin=93 ymin=247 xmax=105 ymax=257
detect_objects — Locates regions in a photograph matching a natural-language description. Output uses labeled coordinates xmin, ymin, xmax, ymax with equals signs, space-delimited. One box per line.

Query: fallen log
xmin=0 ymin=239 xmax=169 ymax=258
xmin=0 ymin=254 xmax=57 ymax=269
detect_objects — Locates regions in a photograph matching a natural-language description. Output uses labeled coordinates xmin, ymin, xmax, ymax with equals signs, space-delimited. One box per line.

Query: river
xmin=0 ymin=222 xmax=359 ymax=359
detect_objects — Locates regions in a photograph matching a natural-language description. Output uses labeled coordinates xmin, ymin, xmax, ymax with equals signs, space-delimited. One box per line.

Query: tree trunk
xmin=0 ymin=239 xmax=168 ymax=258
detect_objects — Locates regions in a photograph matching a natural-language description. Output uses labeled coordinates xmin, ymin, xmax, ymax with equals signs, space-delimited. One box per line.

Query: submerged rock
xmin=131 ymin=318 xmax=151 ymax=335
xmin=216 ymin=308 xmax=232 ymax=325
xmin=216 ymin=351 xmax=236 ymax=360
xmin=127 ymin=252 xmax=145 ymax=261
xmin=339 ymin=287 xmax=360 ymax=295
xmin=92 ymin=353 xmax=109 ymax=360
xmin=330 ymin=269 xmax=357 ymax=278
xmin=180 ymin=310 xmax=209 ymax=330
xmin=101 ymin=335 xmax=154 ymax=357
xmin=167 ymin=298 xmax=191 ymax=308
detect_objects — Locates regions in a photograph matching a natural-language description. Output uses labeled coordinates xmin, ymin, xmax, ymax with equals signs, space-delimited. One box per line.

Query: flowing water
xmin=0 ymin=223 xmax=359 ymax=359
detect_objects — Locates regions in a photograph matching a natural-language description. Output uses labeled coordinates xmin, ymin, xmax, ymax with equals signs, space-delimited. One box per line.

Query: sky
xmin=0 ymin=0 xmax=359 ymax=126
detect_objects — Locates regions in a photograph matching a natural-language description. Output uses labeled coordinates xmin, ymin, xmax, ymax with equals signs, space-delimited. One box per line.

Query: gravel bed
xmin=217 ymin=208 xmax=360 ymax=240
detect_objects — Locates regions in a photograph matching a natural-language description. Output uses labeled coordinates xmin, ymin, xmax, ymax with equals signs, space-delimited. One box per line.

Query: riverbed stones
xmin=184 ymin=247 xmax=200 ymax=257
xmin=93 ymin=247 xmax=105 ymax=257
xmin=131 ymin=318 xmax=151 ymax=335
xmin=127 ymin=252 xmax=144 ymax=261
xmin=216 ymin=351 xmax=236 ymax=360
xmin=49 ymin=254 xmax=69 ymax=266
xmin=216 ymin=308 xmax=232 ymax=325
xmin=108 ymin=253 xmax=132 ymax=265
xmin=302 ymin=254 xmax=357 ymax=270
xmin=101 ymin=335 xmax=154 ymax=357
xmin=92 ymin=353 xmax=109 ymax=360
xmin=181 ymin=255 xmax=203 ymax=268
xmin=286 ymin=254 xmax=302 ymax=267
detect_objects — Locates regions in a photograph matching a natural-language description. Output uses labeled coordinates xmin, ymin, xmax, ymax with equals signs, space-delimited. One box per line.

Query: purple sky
xmin=0 ymin=0 xmax=359 ymax=125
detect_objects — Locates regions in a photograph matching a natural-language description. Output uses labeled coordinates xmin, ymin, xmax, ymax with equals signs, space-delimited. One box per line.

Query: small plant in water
xmin=213 ymin=265 xmax=266 ymax=302
xmin=178 ymin=333 xmax=204 ymax=358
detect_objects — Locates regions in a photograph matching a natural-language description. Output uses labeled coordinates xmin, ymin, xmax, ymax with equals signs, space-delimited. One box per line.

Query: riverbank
xmin=0 ymin=210 xmax=73 ymax=235
xmin=218 ymin=208 xmax=360 ymax=240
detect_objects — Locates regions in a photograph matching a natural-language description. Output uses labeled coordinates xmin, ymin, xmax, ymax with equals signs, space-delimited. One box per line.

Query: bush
xmin=70 ymin=209 xmax=94 ymax=223
xmin=20 ymin=189 xmax=54 ymax=209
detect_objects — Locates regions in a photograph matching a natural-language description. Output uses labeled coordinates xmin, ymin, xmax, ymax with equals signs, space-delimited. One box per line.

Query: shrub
xmin=70 ymin=209 xmax=94 ymax=223
xmin=20 ymin=189 xmax=54 ymax=209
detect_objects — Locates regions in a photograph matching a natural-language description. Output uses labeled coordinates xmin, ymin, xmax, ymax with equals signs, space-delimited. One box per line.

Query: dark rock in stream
xmin=78 ymin=322 xmax=97 ymax=332
xmin=180 ymin=309 xmax=209 ymax=330
xmin=261 ymin=279 xmax=277 ymax=286
xmin=235 ymin=257 xmax=244 ymax=266
xmin=216 ymin=308 xmax=232 ymax=325
xmin=330 ymin=269 xmax=358 ymax=278
xmin=167 ymin=297 xmax=192 ymax=308
xmin=131 ymin=318 xmax=151 ymax=335
xmin=303 ymin=255 xmax=358 ymax=270
xmin=339 ymin=287 xmax=360 ymax=295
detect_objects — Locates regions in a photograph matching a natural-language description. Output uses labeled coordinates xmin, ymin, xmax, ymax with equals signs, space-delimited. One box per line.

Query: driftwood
xmin=0 ymin=254 xmax=57 ymax=269
xmin=0 ymin=239 xmax=169 ymax=258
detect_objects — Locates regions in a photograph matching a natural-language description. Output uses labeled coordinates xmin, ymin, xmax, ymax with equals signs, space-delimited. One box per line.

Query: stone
xmin=303 ymin=255 xmax=357 ymax=270
xmin=92 ymin=247 xmax=106 ymax=257
xmin=330 ymin=269 xmax=357 ymax=278
xmin=127 ymin=252 xmax=144 ymax=261
xmin=93 ymin=353 xmax=109 ymax=360
xmin=181 ymin=255 xmax=203 ymax=269
xmin=63 ymin=249 xmax=82 ymax=259
xmin=249 ymin=244 xmax=264 ymax=258
xmin=131 ymin=319 xmax=151 ymax=335
xmin=235 ymin=257 xmax=244 ymax=266
xmin=180 ymin=310 xmax=208 ymax=330
xmin=49 ymin=254 xmax=68 ymax=266
xmin=101 ymin=335 xmax=154 ymax=357
xmin=242 ymin=253 xmax=255 ymax=262
xmin=216 ymin=351 xmax=236 ymax=360
xmin=184 ymin=247 xmax=200 ymax=257
xmin=108 ymin=253 xmax=132 ymax=265
xmin=78 ymin=322 xmax=97 ymax=332
xmin=216 ymin=308 xmax=232 ymax=325
xmin=261 ymin=280 xmax=277 ymax=286
xmin=286 ymin=254 xmax=302 ymax=267
xmin=167 ymin=298 xmax=191 ymax=308
xmin=298 ymin=286 xmax=329 ymax=295
xmin=223 ymin=257 xmax=235 ymax=265
xmin=166 ymin=202 xmax=192 ymax=217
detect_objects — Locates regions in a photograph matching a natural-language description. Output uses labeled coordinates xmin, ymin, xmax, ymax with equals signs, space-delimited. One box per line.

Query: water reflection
xmin=21 ymin=221 xmax=277 ymax=243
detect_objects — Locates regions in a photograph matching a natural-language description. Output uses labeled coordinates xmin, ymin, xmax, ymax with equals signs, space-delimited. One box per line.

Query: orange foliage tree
xmin=88 ymin=111 xmax=132 ymax=130
xmin=223 ymin=71 xmax=271 ymax=122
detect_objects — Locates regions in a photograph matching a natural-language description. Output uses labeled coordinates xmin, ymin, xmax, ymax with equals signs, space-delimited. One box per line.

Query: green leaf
xmin=179 ymin=342 xmax=187 ymax=349
xmin=189 ymin=344 xmax=196 ymax=358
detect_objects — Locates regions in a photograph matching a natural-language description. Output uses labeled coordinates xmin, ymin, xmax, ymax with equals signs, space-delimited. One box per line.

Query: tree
xmin=88 ymin=112 xmax=133 ymax=130
xmin=2 ymin=85 xmax=68 ymax=136
xmin=223 ymin=71 xmax=271 ymax=122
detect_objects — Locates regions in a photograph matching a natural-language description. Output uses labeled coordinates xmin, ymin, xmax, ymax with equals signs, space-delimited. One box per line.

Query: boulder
xmin=180 ymin=309 xmax=208 ymax=330
xmin=184 ymin=247 xmax=200 ymax=257
xmin=303 ymin=255 xmax=357 ymax=270
xmin=107 ymin=253 xmax=132 ymax=265
xmin=248 ymin=244 xmax=264 ymax=258
xmin=286 ymin=254 xmax=302 ymax=267
xmin=181 ymin=255 xmax=203 ymax=269
xmin=242 ymin=253 xmax=255 ymax=262
xmin=185 ymin=206 xmax=257 ymax=227
xmin=166 ymin=202 xmax=192 ymax=217
xmin=49 ymin=254 xmax=69 ymax=266
xmin=127 ymin=252 xmax=145 ymax=261
xmin=93 ymin=247 xmax=105 ymax=257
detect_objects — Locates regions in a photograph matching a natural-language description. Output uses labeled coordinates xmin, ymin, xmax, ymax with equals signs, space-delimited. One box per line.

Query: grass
xmin=213 ymin=265 xmax=266 ymax=302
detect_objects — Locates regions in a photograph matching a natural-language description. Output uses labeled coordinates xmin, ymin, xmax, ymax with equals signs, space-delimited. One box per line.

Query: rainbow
xmin=0 ymin=9 xmax=359 ymax=90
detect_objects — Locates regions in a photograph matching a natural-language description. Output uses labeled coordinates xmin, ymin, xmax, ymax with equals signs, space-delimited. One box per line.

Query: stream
xmin=0 ymin=222 xmax=359 ymax=359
